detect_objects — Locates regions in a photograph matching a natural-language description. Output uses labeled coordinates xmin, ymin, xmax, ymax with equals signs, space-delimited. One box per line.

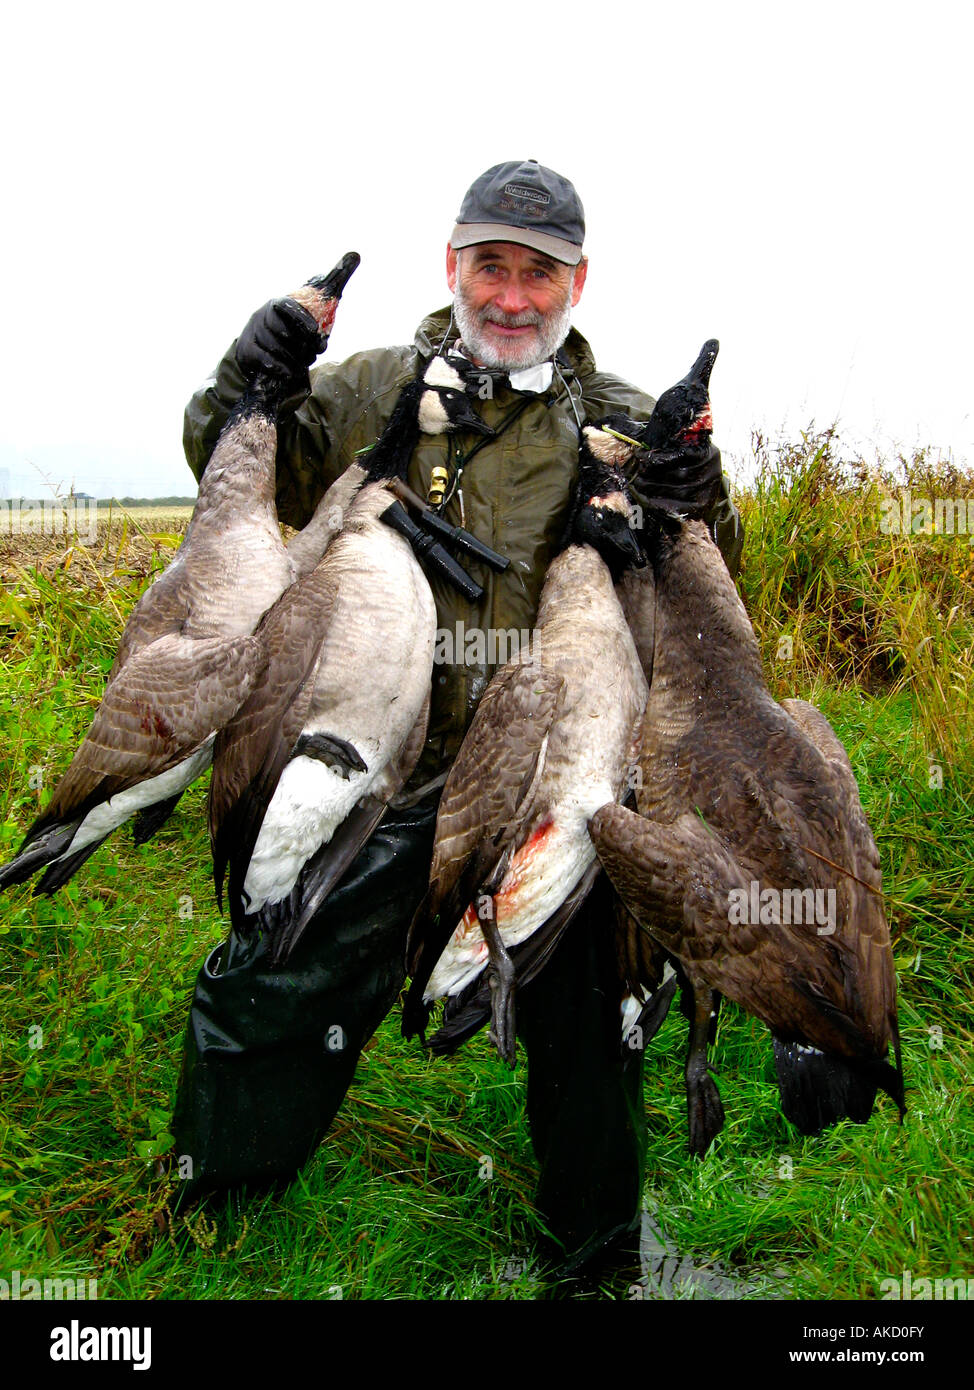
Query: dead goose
xmin=208 ymin=357 xmax=494 ymax=964
xmin=588 ymin=349 xmax=904 ymax=1155
xmin=0 ymin=253 xmax=360 ymax=895
xmin=402 ymin=429 xmax=648 ymax=1064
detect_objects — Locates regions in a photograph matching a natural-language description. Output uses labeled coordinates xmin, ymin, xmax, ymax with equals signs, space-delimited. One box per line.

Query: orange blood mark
xmin=681 ymin=406 xmax=713 ymax=439
xmin=452 ymin=821 xmax=556 ymax=944
xmin=312 ymin=300 xmax=338 ymax=335
xmin=495 ymin=820 xmax=554 ymax=908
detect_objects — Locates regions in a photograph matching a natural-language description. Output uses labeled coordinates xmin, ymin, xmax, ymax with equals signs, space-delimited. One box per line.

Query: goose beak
xmin=309 ymin=251 xmax=361 ymax=301
xmin=615 ymin=521 xmax=646 ymax=570
xmin=599 ymin=411 xmax=646 ymax=444
xmin=451 ymin=397 xmax=495 ymax=436
xmin=684 ymin=338 xmax=719 ymax=391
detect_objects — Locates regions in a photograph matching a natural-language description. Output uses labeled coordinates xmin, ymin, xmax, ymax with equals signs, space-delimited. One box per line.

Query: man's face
xmin=446 ymin=241 xmax=588 ymax=371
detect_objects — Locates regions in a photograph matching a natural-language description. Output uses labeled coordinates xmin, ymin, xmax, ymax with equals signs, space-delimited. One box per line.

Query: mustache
xmin=479 ymin=308 xmax=542 ymax=329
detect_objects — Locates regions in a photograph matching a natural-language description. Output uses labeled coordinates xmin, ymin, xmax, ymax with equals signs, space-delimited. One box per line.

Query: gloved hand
xmin=235 ymin=296 xmax=323 ymax=386
xmin=633 ymin=440 xmax=724 ymax=518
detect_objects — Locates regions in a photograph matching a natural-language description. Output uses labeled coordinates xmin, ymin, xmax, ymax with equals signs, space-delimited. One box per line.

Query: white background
xmin=2 ymin=0 xmax=970 ymax=500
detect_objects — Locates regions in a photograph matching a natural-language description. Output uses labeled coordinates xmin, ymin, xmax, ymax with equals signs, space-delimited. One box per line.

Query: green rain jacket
xmin=183 ymin=307 xmax=744 ymax=784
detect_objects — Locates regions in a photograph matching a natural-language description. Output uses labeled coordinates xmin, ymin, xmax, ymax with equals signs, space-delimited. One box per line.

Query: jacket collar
xmin=413 ymin=306 xmax=598 ymax=382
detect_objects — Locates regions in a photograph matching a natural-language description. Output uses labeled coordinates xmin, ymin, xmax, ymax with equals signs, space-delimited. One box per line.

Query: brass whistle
xmin=428 ymin=465 xmax=450 ymax=508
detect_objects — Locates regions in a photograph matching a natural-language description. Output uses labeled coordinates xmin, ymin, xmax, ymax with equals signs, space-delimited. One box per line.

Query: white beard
xmin=453 ymin=276 xmax=572 ymax=371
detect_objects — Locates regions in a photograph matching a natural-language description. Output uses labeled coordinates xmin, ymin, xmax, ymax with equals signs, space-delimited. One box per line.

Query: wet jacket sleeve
xmin=182 ymin=341 xmax=413 ymax=530
xmin=182 ymin=339 xmax=324 ymax=497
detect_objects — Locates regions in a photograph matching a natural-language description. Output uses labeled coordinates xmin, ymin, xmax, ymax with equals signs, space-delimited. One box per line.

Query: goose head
xmin=591 ymin=397 xmax=717 ymax=562
xmin=637 ymin=338 xmax=719 ymax=452
xmin=416 ymin=356 xmax=495 ymax=438
xmin=289 ymin=251 xmax=362 ymax=351
xmin=233 ymin=251 xmax=361 ymax=422
xmin=568 ymin=424 xmax=646 ymax=580
xmin=362 ymin=357 xmax=494 ymax=484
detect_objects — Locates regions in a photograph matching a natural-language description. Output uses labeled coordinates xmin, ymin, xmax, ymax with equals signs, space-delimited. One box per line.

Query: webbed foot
xmin=477 ymin=893 xmax=517 ymax=1067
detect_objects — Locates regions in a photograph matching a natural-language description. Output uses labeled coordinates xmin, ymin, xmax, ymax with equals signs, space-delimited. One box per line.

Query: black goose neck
xmin=365 ymin=379 xmax=424 ymax=482
xmin=229 ymin=368 xmax=312 ymax=428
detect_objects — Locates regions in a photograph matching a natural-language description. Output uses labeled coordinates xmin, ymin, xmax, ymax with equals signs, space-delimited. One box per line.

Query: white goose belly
xmin=63 ymin=738 xmax=216 ymax=858
xmin=425 ymin=812 xmax=598 ymax=1000
xmin=243 ymin=530 xmax=436 ymax=913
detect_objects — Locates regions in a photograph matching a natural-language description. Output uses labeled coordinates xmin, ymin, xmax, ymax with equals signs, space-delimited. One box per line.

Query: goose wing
xmin=29 ymin=631 xmax=262 ymax=838
xmin=781 ymin=696 xmax=884 ymax=895
xmin=711 ymin=697 xmax=895 ymax=1041
xmin=779 ymin=697 xmax=897 ymax=1039
xmin=108 ymin=556 xmax=194 ymax=680
xmin=404 ymin=658 xmax=564 ymax=1009
xmin=208 ymin=565 xmax=339 ymax=912
xmin=590 ymin=801 xmax=891 ymax=1059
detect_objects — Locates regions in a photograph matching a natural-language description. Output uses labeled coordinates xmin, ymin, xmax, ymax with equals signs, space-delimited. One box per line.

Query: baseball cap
xmin=450 ymin=160 xmax=585 ymax=265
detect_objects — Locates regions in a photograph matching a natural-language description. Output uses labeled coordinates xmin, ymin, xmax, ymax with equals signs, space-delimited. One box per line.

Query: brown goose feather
xmin=0 ymin=261 xmax=359 ymax=893
xmin=590 ymin=518 xmax=902 ymax=1140
xmin=403 ymin=539 xmax=648 ymax=1042
xmin=404 ymin=659 xmax=565 ymax=984
xmin=208 ymin=484 xmax=436 ymax=946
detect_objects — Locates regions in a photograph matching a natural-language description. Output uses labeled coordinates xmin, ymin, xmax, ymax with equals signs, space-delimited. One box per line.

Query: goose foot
xmin=686 ymin=1061 xmax=724 ymax=1157
xmin=291 ymin=732 xmax=367 ymax=778
xmin=685 ymin=985 xmax=724 ymax=1156
xmin=477 ymin=894 xmax=517 ymax=1067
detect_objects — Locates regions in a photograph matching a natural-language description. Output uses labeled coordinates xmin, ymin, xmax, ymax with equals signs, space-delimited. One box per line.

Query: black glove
xmin=633 ymin=440 xmax=724 ymax=519
xmin=235 ymin=297 xmax=322 ymax=386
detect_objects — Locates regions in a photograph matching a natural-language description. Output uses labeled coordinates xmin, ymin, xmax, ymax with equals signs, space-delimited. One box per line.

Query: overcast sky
xmin=2 ymin=0 xmax=970 ymax=502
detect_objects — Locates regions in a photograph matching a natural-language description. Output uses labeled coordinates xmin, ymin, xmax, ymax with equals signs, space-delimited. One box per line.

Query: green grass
xmin=1 ymin=436 xmax=972 ymax=1300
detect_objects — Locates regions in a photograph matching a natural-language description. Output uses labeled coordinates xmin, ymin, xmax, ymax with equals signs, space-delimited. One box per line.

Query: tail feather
xmin=0 ymin=822 xmax=80 ymax=892
xmin=622 ymin=973 xmax=678 ymax=1054
xmin=773 ymin=1036 xmax=905 ymax=1134
xmin=270 ymin=796 xmax=388 ymax=967
xmin=35 ymin=835 xmax=111 ymax=895
xmin=427 ymin=994 xmax=488 ymax=1056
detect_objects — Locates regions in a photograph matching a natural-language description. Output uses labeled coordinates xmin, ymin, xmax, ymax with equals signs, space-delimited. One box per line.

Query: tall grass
xmin=0 ymin=453 xmax=971 ymax=1301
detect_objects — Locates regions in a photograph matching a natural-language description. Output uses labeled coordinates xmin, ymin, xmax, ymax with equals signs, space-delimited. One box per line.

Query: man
xmin=173 ymin=160 xmax=743 ymax=1276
